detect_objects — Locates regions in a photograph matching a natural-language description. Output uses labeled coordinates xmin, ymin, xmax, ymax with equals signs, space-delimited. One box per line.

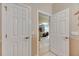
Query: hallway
xmin=0 ymin=3 xmax=79 ymax=56
xmin=39 ymin=36 xmax=49 ymax=56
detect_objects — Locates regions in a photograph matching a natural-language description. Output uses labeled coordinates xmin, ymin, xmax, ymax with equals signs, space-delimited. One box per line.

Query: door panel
xmin=6 ymin=4 xmax=14 ymax=55
xmin=22 ymin=7 xmax=29 ymax=56
xmin=17 ymin=5 xmax=23 ymax=56
xmin=12 ymin=5 xmax=18 ymax=56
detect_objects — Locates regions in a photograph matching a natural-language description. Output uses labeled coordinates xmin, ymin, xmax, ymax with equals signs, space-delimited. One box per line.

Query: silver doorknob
xmin=65 ymin=37 xmax=69 ymax=39
xmin=25 ymin=37 xmax=29 ymax=39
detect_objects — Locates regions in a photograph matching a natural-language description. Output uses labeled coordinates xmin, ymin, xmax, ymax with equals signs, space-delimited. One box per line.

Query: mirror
xmin=38 ymin=12 xmax=50 ymax=56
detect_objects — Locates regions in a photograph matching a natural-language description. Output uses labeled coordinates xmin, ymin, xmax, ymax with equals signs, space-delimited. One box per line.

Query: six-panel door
xmin=2 ymin=4 xmax=31 ymax=56
xmin=50 ymin=8 xmax=69 ymax=56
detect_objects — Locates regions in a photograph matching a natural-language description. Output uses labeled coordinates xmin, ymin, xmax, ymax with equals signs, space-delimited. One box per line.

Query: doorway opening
xmin=37 ymin=10 xmax=51 ymax=56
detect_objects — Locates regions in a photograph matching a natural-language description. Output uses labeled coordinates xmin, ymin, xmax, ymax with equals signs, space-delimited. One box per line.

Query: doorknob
xmin=25 ymin=37 xmax=29 ymax=39
xmin=65 ymin=37 xmax=69 ymax=39
xmin=5 ymin=34 xmax=7 ymax=38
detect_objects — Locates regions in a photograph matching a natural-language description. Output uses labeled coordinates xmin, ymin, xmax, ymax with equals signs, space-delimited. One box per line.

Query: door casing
xmin=37 ymin=10 xmax=52 ymax=55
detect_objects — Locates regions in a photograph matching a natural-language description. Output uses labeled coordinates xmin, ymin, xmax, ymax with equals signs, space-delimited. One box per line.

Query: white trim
xmin=37 ymin=9 xmax=52 ymax=56
xmin=37 ymin=10 xmax=52 ymax=17
xmin=37 ymin=9 xmax=39 ymax=56
xmin=28 ymin=4 xmax=32 ymax=56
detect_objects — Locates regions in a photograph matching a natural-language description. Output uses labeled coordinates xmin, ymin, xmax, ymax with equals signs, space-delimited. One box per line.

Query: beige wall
xmin=52 ymin=3 xmax=79 ymax=56
xmin=70 ymin=38 xmax=79 ymax=56
xmin=0 ymin=4 xmax=2 ymax=56
xmin=39 ymin=14 xmax=49 ymax=24
xmin=25 ymin=3 xmax=53 ymax=56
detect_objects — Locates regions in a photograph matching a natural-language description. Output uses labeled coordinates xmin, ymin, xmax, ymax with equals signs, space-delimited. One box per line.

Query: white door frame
xmin=2 ymin=3 xmax=32 ymax=56
xmin=37 ymin=9 xmax=52 ymax=55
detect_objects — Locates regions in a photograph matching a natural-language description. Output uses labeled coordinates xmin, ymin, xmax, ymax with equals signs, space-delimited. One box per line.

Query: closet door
xmin=2 ymin=4 xmax=31 ymax=56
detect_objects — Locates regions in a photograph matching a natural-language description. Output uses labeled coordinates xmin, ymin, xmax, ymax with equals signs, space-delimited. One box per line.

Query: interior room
xmin=0 ymin=3 xmax=79 ymax=56
xmin=38 ymin=12 xmax=49 ymax=55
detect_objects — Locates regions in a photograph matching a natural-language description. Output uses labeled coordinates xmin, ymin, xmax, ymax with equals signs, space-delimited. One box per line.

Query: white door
xmin=50 ymin=8 xmax=69 ymax=56
xmin=2 ymin=4 xmax=31 ymax=56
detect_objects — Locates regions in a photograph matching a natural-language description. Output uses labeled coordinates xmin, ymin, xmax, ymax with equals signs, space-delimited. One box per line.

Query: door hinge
xmin=4 ymin=6 xmax=7 ymax=11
